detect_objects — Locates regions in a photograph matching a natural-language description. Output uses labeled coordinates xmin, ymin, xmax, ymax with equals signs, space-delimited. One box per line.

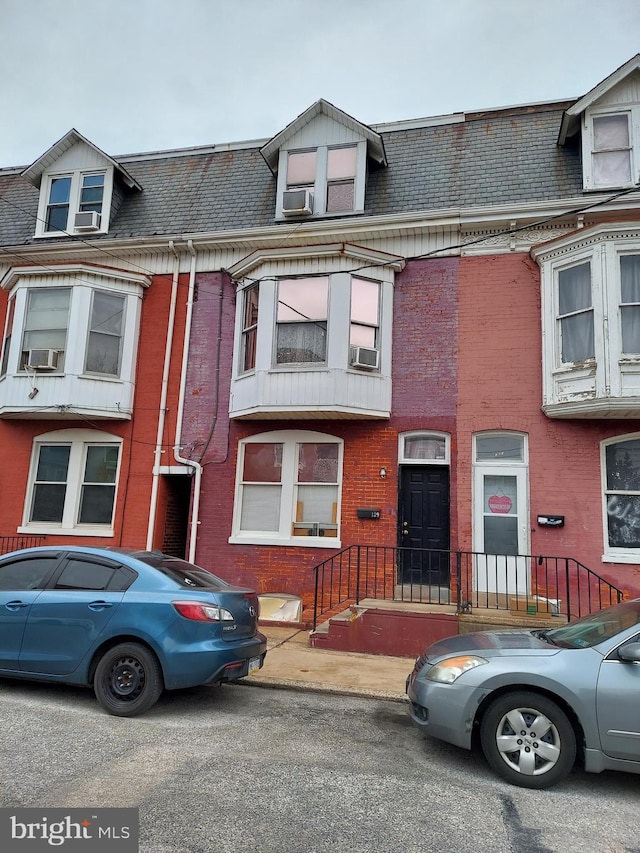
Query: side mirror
xmin=617 ymin=642 xmax=640 ymax=663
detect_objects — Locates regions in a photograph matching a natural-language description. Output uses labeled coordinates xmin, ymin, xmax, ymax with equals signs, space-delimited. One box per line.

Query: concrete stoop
xmin=310 ymin=599 xmax=568 ymax=657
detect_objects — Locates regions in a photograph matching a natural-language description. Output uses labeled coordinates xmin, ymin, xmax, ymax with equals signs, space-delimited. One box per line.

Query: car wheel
xmin=93 ymin=643 xmax=163 ymax=717
xmin=480 ymin=691 xmax=576 ymax=789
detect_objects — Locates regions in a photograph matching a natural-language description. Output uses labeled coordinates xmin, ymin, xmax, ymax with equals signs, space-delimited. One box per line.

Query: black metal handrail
xmin=0 ymin=535 xmax=45 ymax=555
xmin=312 ymin=545 xmax=625 ymax=629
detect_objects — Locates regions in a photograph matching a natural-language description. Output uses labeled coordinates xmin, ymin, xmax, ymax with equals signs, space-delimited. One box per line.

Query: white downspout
xmin=146 ymin=240 xmax=181 ymax=550
xmin=173 ymin=240 xmax=201 ymax=563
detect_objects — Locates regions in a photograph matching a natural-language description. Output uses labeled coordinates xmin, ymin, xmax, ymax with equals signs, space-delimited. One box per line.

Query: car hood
xmin=424 ymin=629 xmax=559 ymax=661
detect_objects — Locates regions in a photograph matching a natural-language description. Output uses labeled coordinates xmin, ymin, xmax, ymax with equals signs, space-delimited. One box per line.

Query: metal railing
xmin=312 ymin=545 xmax=625 ymax=629
xmin=0 ymin=535 xmax=45 ymax=555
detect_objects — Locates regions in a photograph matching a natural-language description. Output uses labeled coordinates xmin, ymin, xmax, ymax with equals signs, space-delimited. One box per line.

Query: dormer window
xmin=41 ymin=170 xmax=106 ymax=235
xmin=282 ymin=145 xmax=359 ymax=218
xmin=260 ymin=99 xmax=386 ymax=221
xmin=592 ymin=113 xmax=632 ymax=188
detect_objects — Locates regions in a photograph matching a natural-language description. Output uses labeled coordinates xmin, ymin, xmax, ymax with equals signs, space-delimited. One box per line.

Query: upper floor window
xmin=603 ymin=435 xmax=640 ymax=561
xmin=20 ymin=429 xmax=121 ymax=537
xmin=231 ymin=430 xmax=342 ymax=546
xmin=279 ymin=143 xmax=364 ymax=219
xmin=534 ymin=225 xmax=640 ymax=418
xmin=85 ymin=290 xmax=124 ymax=375
xmin=276 ymin=277 xmax=328 ymax=365
xmin=20 ymin=288 xmax=70 ymax=372
xmin=37 ymin=170 xmax=109 ymax=236
xmin=582 ymin=106 xmax=639 ymax=191
xmin=557 ymin=262 xmax=594 ymax=364
xmin=241 ymin=283 xmax=259 ymax=372
xmin=592 ymin=114 xmax=632 ymax=188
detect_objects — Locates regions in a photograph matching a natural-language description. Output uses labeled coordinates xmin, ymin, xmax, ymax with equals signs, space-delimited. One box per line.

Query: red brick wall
xmin=457 ymin=252 xmax=640 ymax=598
xmin=0 ymin=270 xmax=188 ymax=550
xmin=188 ymin=258 xmax=461 ymax=605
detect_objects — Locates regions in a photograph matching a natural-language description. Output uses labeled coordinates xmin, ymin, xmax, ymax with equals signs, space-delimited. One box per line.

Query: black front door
xmin=398 ymin=466 xmax=450 ymax=586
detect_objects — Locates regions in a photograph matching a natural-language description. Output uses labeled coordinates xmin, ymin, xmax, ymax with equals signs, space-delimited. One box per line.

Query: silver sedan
xmin=406 ymin=598 xmax=640 ymax=788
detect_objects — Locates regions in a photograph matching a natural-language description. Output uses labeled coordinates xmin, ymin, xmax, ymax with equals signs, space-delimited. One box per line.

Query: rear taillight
xmin=173 ymin=602 xmax=235 ymax=622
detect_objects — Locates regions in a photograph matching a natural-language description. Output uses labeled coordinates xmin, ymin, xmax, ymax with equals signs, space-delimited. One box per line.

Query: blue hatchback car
xmin=0 ymin=546 xmax=267 ymax=716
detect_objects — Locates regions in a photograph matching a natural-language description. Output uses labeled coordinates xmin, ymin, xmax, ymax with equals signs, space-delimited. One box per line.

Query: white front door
xmin=473 ymin=434 xmax=530 ymax=597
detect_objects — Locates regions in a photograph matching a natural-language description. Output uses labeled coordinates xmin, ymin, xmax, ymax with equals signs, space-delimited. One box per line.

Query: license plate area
xmin=248 ymin=656 xmax=261 ymax=674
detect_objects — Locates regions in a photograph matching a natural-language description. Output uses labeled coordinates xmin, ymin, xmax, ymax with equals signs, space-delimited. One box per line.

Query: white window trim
xmin=275 ymin=142 xmax=367 ymax=220
xmin=233 ymin=265 xmax=391 ymax=378
xmin=601 ymin=433 xmax=640 ymax=563
xmin=18 ymin=428 xmax=122 ymax=537
xmin=229 ymin=429 xmax=343 ymax=547
xmin=398 ymin=431 xmax=450 ymax=464
xmin=34 ymin=166 xmax=114 ymax=237
xmin=582 ymin=105 xmax=639 ymax=192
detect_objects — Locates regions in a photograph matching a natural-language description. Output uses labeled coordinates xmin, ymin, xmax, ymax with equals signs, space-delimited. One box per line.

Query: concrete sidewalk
xmin=245 ymin=625 xmax=413 ymax=703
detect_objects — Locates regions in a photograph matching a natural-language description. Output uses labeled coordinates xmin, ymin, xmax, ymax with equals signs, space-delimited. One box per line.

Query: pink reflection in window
xmin=243 ymin=443 xmax=283 ymax=482
xmin=277 ymin=278 xmax=328 ymax=322
xmin=297 ymin=443 xmax=339 ymax=483
xmin=287 ymin=151 xmax=317 ymax=186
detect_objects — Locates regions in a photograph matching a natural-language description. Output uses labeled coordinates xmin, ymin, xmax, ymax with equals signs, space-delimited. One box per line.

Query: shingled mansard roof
xmin=0 ymin=94 xmax=605 ymax=248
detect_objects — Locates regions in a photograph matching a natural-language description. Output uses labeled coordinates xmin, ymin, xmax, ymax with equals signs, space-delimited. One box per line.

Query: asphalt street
xmin=0 ymin=679 xmax=639 ymax=853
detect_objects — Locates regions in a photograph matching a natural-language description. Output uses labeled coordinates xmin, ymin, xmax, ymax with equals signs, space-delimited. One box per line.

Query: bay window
xmin=535 ymin=225 xmax=640 ymax=418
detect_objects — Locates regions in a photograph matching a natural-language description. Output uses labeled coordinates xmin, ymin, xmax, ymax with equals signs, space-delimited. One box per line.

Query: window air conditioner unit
xmin=26 ymin=349 xmax=60 ymax=371
xmin=74 ymin=211 xmax=101 ymax=231
xmin=282 ymin=189 xmax=314 ymax=217
xmin=350 ymin=346 xmax=379 ymax=370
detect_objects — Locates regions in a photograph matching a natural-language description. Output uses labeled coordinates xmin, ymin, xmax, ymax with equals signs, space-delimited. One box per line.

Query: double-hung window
xmin=281 ymin=144 xmax=361 ymax=217
xmin=21 ymin=288 xmax=70 ymax=371
xmin=241 ymin=284 xmax=259 ymax=372
xmin=45 ymin=177 xmax=72 ymax=233
xmin=350 ymin=277 xmax=380 ymax=349
xmin=603 ymin=436 xmax=640 ymax=557
xmin=620 ymin=256 xmax=640 ymax=355
xmin=592 ymin=114 xmax=632 ymax=188
xmin=276 ymin=277 xmax=328 ymax=365
xmin=22 ymin=430 xmax=121 ymax=535
xmin=39 ymin=170 xmax=107 ymax=235
xmin=85 ymin=290 xmax=125 ymax=375
xmin=557 ymin=262 xmax=594 ymax=364
xmin=232 ymin=431 xmax=342 ymax=545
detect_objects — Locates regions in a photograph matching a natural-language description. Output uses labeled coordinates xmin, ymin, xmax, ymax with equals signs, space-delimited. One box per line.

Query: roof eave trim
xmin=558 ymin=53 xmax=640 ymax=145
xmin=259 ymin=99 xmax=387 ymax=173
xmin=21 ymin=129 xmax=143 ymax=191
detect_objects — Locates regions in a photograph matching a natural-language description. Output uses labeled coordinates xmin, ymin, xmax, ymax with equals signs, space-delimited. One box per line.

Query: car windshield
xmin=543 ymin=599 xmax=640 ymax=649
xmin=134 ymin=554 xmax=230 ymax=589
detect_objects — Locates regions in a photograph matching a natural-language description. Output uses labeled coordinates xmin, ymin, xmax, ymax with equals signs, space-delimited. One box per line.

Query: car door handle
xmin=5 ymin=600 xmax=29 ymax=611
xmin=88 ymin=601 xmax=114 ymax=611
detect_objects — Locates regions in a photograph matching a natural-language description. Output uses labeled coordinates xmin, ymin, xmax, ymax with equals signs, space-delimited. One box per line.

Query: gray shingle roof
xmin=0 ymin=102 xmax=582 ymax=247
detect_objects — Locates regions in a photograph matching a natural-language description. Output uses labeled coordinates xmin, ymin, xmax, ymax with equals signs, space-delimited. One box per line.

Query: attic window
xmin=592 ymin=114 xmax=632 ymax=187
xmin=278 ymin=143 xmax=364 ymax=219
xmin=37 ymin=169 xmax=109 ymax=237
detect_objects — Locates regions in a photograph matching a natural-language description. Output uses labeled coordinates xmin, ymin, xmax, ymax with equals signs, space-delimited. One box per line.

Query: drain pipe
xmin=173 ymin=240 xmax=201 ymax=563
xmin=146 ymin=240 xmax=182 ymax=551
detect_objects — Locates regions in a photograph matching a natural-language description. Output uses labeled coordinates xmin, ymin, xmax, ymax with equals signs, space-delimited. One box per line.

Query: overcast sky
xmin=1 ymin=0 xmax=639 ymax=167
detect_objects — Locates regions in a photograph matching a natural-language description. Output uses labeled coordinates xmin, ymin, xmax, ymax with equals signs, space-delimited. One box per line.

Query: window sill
xmin=602 ymin=551 xmax=640 ymax=564
xmin=17 ymin=525 xmax=115 ymax=538
xmin=229 ymin=534 xmax=341 ymax=548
